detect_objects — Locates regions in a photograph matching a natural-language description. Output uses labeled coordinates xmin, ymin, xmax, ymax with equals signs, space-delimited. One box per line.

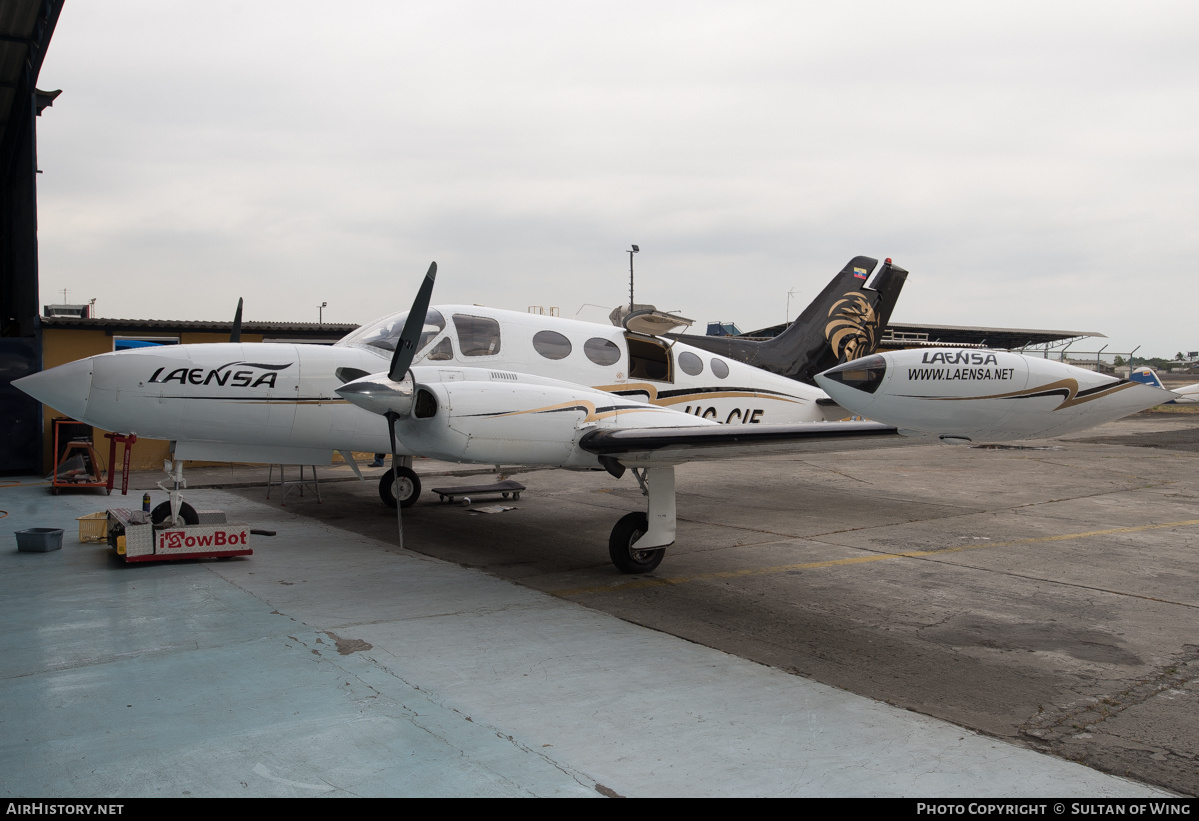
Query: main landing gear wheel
xmin=379 ymin=466 xmax=421 ymax=509
xmin=150 ymin=501 xmax=199 ymax=526
xmin=608 ymin=511 xmax=665 ymax=574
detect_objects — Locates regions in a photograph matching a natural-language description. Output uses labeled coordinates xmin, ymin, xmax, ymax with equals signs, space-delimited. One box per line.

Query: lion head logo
xmin=824 ymin=292 xmax=878 ymax=362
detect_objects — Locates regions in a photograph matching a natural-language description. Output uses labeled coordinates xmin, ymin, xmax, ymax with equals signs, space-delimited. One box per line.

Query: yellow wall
xmin=39 ymin=327 xmax=268 ymax=473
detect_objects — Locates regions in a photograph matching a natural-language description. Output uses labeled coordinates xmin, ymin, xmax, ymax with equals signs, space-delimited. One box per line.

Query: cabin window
xmin=532 ymin=330 xmax=572 ymax=361
xmin=711 ymin=358 xmax=729 ymax=379
xmin=453 ymin=314 xmax=502 ymax=357
xmin=584 ymin=337 xmax=621 ymax=366
xmin=678 ymin=351 xmax=703 ymax=376
xmin=424 ymin=337 xmax=453 ymax=361
xmin=626 ymin=336 xmax=672 ymax=382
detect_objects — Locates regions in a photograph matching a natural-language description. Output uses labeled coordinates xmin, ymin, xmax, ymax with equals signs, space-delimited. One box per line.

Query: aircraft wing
xmin=578 ymin=420 xmax=899 ymax=467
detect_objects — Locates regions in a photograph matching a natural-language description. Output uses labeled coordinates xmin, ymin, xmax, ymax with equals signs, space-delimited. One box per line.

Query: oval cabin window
xmin=532 ymin=330 xmax=572 ymax=360
xmin=584 ymin=337 xmax=621 ymax=366
xmin=678 ymin=351 xmax=703 ymax=376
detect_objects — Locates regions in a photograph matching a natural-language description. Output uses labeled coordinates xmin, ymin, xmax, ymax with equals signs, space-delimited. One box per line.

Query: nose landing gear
xmin=379 ymin=458 xmax=422 ymax=509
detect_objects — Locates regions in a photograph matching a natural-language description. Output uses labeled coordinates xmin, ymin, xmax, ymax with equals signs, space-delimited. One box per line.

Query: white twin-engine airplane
xmin=16 ymin=261 xmax=1174 ymax=574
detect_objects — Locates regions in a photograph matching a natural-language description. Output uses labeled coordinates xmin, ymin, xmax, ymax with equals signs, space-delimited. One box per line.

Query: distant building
xmin=1065 ymin=358 xmax=1116 ymax=375
xmin=43 ymin=302 xmax=92 ymax=318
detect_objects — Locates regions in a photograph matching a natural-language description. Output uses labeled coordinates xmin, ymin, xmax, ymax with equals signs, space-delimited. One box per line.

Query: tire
xmin=378 ymin=466 xmax=421 ymax=509
xmin=150 ymin=500 xmax=199 ymax=526
xmin=608 ymin=511 xmax=665 ymax=574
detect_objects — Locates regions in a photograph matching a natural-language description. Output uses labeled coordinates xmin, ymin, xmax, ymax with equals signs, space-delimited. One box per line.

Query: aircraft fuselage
xmin=22 ymin=304 xmax=829 ymax=465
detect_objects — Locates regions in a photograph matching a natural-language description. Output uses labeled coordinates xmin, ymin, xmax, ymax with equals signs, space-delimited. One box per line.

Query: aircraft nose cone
xmin=13 ymin=358 xmax=93 ymax=420
xmin=815 ymin=355 xmax=889 ymax=417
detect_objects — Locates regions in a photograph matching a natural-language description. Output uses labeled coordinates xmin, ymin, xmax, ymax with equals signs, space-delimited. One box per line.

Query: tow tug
xmin=104 ymin=460 xmax=255 ymax=563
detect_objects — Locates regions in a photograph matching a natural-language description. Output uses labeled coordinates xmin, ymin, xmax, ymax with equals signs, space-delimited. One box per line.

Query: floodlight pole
xmin=1127 ymin=345 xmax=1140 ymax=376
xmin=319 ymin=301 xmax=327 ymax=324
xmin=628 ymin=245 xmax=639 ymax=311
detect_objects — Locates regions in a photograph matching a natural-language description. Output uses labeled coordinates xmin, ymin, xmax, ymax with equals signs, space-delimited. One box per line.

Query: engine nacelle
xmin=815 ymin=349 xmax=1175 ymax=442
xmin=393 ymin=376 xmax=705 ymax=466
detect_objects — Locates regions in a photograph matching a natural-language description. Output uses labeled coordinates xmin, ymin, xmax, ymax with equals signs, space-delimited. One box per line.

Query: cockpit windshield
xmin=821 ymin=354 xmax=887 ymax=394
xmin=336 ymin=308 xmax=446 ymax=355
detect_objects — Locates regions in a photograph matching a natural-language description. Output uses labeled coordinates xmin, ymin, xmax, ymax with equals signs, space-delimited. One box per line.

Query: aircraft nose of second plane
xmin=817 ymin=354 xmax=889 ymax=394
xmin=13 ymin=357 xmax=93 ymax=420
xmin=814 ymin=355 xmax=889 ymax=412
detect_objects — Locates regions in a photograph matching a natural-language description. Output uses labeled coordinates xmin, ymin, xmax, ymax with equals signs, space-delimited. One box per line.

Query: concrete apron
xmin=0 ymin=478 xmax=1171 ymax=797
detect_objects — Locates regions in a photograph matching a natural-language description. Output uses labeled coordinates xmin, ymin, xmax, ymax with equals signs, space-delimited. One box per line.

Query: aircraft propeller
xmin=389 ymin=263 xmax=437 ymax=382
xmin=382 ymin=261 xmax=438 ymax=547
xmin=231 ymin=297 xmax=243 ymax=343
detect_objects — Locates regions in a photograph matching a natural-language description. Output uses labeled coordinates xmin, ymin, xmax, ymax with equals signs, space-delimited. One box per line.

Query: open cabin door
xmin=625 ymin=335 xmax=673 ymax=383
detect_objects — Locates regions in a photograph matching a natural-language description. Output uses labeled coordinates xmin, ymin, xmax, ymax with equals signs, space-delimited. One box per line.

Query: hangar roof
xmin=39 ymin=316 xmax=359 ymax=340
xmin=879 ymin=322 xmax=1105 ymax=350
xmin=0 ymin=1 xmax=62 ymax=154
xmin=741 ymin=320 xmax=1104 ymax=350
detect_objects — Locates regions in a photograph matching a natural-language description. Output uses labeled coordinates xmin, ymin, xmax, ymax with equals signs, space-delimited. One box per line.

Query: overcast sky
xmin=33 ymin=1 xmax=1199 ymax=357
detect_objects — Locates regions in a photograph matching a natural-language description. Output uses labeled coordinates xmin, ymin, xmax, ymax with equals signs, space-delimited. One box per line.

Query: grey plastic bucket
xmin=16 ymin=528 xmax=64 ymax=552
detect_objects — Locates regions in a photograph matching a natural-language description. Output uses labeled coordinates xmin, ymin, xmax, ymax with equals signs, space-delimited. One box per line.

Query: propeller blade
xmin=231 ymin=298 xmax=243 ymax=343
xmin=381 ymin=261 xmax=439 ymax=547
xmin=386 ymin=410 xmax=403 ymax=548
xmin=388 ymin=261 xmax=438 ymax=382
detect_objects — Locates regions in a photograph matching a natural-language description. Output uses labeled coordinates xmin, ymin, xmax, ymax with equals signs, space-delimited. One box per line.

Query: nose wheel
xmin=151 ymin=501 xmax=199 ymax=526
xmin=379 ymin=465 xmax=421 ymax=508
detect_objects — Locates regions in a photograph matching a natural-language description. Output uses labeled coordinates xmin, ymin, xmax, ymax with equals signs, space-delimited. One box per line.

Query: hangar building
xmin=0 ymin=0 xmax=63 ymax=473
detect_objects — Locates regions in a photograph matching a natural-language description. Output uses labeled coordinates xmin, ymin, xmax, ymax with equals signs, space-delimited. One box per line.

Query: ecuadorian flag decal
xmin=853 ymin=267 xmax=868 ymax=279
